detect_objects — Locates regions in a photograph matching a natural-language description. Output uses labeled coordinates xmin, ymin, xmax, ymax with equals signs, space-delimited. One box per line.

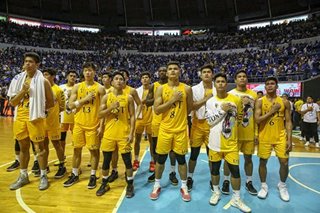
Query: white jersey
xmin=301 ymin=103 xmax=319 ymax=123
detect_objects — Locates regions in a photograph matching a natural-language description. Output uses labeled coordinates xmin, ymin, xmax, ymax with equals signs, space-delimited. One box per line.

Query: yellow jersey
xmin=192 ymin=88 xmax=213 ymax=131
xmin=60 ymin=84 xmax=74 ymax=124
xmin=206 ymin=94 xmax=241 ymax=152
xmin=105 ymin=86 xmax=114 ymax=94
xmin=17 ymin=78 xmax=32 ymax=121
xmin=46 ymin=84 xmax=65 ymax=129
xmin=103 ymin=92 xmax=130 ymax=140
xmin=294 ymin=99 xmax=303 ymax=112
xmin=259 ymin=96 xmax=286 ymax=143
xmin=123 ymin=85 xmax=132 ymax=95
xmin=228 ymin=88 xmax=257 ymax=141
xmin=152 ymin=82 xmax=162 ymax=126
xmin=74 ymin=82 xmax=101 ymax=128
xmin=160 ymin=83 xmax=188 ymax=133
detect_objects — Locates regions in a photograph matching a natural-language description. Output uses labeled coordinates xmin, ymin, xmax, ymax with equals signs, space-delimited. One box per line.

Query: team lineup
xmin=7 ymin=52 xmax=294 ymax=213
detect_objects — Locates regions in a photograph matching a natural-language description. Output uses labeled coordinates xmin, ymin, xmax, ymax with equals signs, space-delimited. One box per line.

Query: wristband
xmin=74 ymin=100 xmax=80 ymax=108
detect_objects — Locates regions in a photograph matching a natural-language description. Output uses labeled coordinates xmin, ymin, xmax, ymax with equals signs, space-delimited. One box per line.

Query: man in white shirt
xmin=301 ymin=96 xmax=320 ymax=147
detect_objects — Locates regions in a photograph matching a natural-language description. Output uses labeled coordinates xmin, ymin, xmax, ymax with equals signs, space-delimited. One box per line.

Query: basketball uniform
xmin=229 ymin=88 xmax=257 ymax=154
xmin=60 ymin=84 xmax=74 ymax=132
xmin=157 ymin=83 xmax=189 ymax=155
xmin=136 ymin=88 xmax=152 ymax=134
xmin=45 ymin=84 xmax=65 ymax=140
xmin=14 ymin=77 xmax=45 ymax=143
xmin=73 ymin=82 xmax=101 ymax=150
xmin=258 ymin=96 xmax=287 ymax=159
xmin=206 ymin=94 xmax=241 ymax=165
xmin=151 ymin=82 xmax=162 ymax=137
xmin=100 ymin=92 xmax=131 ymax=154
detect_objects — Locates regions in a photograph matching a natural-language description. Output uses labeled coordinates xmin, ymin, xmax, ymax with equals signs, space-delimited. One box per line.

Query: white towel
xmin=192 ymin=81 xmax=217 ymax=119
xmin=7 ymin=70 xmax=46 ymax=121
xmin=135 ymin=86 xmax=143 ymax=119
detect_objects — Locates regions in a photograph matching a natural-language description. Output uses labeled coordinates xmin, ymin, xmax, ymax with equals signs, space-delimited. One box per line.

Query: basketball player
xmin=187 ymin=64 xmax=216 ymax=191
xmin=133 ymin=72 xmax=153 ymax=171
xmin=222 ymin=70 xmax=258 ymax=195
xmin=43 ymin=68 xmax=67 ymax=179
xmin=63 ymin=62 xmax=106 ymax=189
xmin=205 ymin=72 xmax=251 ymax=212
xmin=146 ymin=66 xmax=178 ymax=184
xmin=107 ymin=69 xmax=141 ymax=180
xmin=8 ymin=52 xmax=54 ymax=190
xmin=149 ymin=61 xmax=193 ymax=202
xmin=255 ymin=76 xmax=292 ymax=202
xmin=96 ymin=71 xmax=135 ymax=198
xmin=57 ymin=70 xmax=78 ymax=166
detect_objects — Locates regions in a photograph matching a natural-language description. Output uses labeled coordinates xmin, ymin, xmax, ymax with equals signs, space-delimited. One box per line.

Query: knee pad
xmin=121 ymin=153 xmax=132 ymax=169
xmin=102 ymin=151 xmax=113 ymax=170
xmin=210 ymin=161 xmax=221 ymax=176
xmin=157 ymin=154 xmax=168 ymax=165
xmin=15 ymin=139 xmax=20 ymax=152
xmin=61 ymin=132 xmax=67 ymax=141
xmin=190 ymin=147 xmax=200 ymax=161
xmin=175 ymin=153 xmax=186 ymax=165
xmin=227 ymin=163 xmax=240 ymax=178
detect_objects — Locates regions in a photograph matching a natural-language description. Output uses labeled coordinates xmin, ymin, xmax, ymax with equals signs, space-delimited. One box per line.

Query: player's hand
xmin=127 ymin=133 xmax=133 ymax=143
xmin=221 ymin=102 xmax=233 ymax=112
xmin=85 ymin=92 xmax=95 ymax=102
xmin=110 ymin=101 xmax=120 ymax=110
xmin=307 ymin=106 xmax=313 ymax=111
xmin=22 ymin=81 xmax=30 ymax=93
xmin=172 ymin=90 xmax=183 ymax=102
xmin=286 ymin=140 xmax=292 ymax=153
xmin=97 ymin=126 xmax=104 ymax=140
xmin=271 ymin=103 xmax=281 ymax=113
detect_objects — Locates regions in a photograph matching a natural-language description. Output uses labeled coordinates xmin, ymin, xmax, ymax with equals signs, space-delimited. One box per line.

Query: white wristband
xmin=74 ymin=100 xmax=80 ymax=108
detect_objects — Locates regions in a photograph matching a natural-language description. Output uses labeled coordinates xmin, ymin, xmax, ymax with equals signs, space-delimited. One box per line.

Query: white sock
xmin=170 ymin=165 xmax=175 ymax=173
xmin=102 ymin=175 xmax=108 ymax=180
xmin=187 ymin=172 xmax=193 ymax=178
xmin=224 ymin=175 xmax=230 ymax=181
xmin=113 ymin=168 xmax=118 ymax=172
xmin=246 ymin=176 xmax=252 ymax=183
xmin=34 ymin=155 xmax=37 ymax=161
xmin=40 ymin=169 xmax=47 ymax=176
xmin=72 ymin=168 xmax=79 ymax=176
xmin=279 ymin=181 xmax=286 ymax=187
xmin=154 ymin=179 xmax=161 ymax=188
xmin=181 ymin=180 xmax=187 ymax=188
xmin=20 ymin=169 xmax=28 ymax=176
xmin=91 ymin=170 xmax=96 ymax=176
xmin=127 ymin=176 xmax=134 ymax=181
xmin=213 ymin=185 xmax=220 ymax=192
xmin=15 ymin=155 xmax=20 ymax=162
xmin=261 ymin=182 xmax=268 ymax=188
xmin=233 ymin=190 xmax=240 ymax=199
xmin=135 ymin=155 xmax=139 ymax=161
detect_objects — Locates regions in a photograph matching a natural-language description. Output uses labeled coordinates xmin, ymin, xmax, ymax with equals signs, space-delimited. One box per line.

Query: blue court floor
xmin=116 ymin=150 xmax=320 ymax=213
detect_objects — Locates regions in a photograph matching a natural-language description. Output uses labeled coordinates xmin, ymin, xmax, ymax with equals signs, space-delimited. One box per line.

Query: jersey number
xmin=83 ymin=107 xmax=91 ymax=113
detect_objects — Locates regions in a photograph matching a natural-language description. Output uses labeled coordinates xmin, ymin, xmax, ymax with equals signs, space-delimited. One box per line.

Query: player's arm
xmin=68 ymin=84 xmax=79 ymax=110
xmin=145 ymin=84 xmax=155 ymax=107
xmin=192 ymin=91 xmax=213 ymax=111
xmin=284 ymin=99 xmax=293 ymax=152
xmin=254 ymin=98 xmax=279 ymax=124
xmin=128 ymin=95 xmax=136 ymax=143
xmin=130 ymin=88 xmax=142 ymax=117
xmin=97 ymin=85 xmax=107 ymax=136
xmin=9 ymin=82 xmax=30 ymax=107
xmin=58 ymin=90 xmax=66 ymax=112
xmin=186 ymin=86 xmax=193 ymax=115
xmin=44 ymin=79 xmax=54 ymax=109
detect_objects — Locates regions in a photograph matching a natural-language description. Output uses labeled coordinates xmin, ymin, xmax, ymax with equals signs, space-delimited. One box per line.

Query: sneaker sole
xmin=54 ymin=174 xmax=66 ymax=179
xmin=245 ymin=187 xmax=258 ymax=195
xmin=171 ymin=182 xmax=179 ymax=186
xmin=64 ymin=181 xmax=79 ymax=187
xmin=150 ymin=195 xmax=159 ymax=200
xmin=209 ymin=198 xmax=220 ymax=206
xmin=257 ymin=194 xmax=267 ymax=199
xmin=39 ymin=185 xmax=49 ymax=190
xmin=7 ymin=167 xmax=19 ymax=172
xmin=126 ymin=193 xmax=135 ymax=198
xmin=221 ymin=191 xmax=230 ymax=195
xmin=148 ymin=179 xmax=155 ymax=183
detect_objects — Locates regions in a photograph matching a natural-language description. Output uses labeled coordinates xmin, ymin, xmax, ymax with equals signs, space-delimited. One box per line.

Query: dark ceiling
xmin=1 ymin=0 xmax=320 ymax=28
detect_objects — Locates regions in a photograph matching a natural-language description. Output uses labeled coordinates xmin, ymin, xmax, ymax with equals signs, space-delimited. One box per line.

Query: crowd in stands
xmin=0 ymin=17 xmax=320 ymax=52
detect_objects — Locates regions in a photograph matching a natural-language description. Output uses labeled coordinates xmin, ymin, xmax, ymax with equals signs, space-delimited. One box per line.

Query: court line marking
xmin=112 ymin=148 xmax=149 ymax=213
xmin=15 ymin=154 xmax=76 ymax=213
xmin=288 ymin=163 xmax=320 ymax=195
